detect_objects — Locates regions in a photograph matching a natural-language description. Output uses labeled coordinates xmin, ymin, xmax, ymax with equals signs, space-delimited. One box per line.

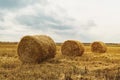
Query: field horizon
xmin=0 ymin=41 xmax=120 ymax=46
xmin=0 ymin=42 xmax=120 ymax=80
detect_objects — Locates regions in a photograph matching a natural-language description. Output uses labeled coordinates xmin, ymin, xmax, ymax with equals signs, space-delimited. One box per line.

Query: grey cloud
xmin=54 ymin=29 xmax=77 ymax=36
xmin=16 ymin=14 xmax=72 ymax=31
xmin=0 ymin=0 xmax=48 ymax=9
xmin=15 ymin=13 xmax=96 ymax=42
xmin=54 ymin=30 xmax=94 ymax=42
xmin=51 ymin=25 xmax=72 ymax=30
xmin=0 ymin=0 xmax=97 ymax=42
xmin=0 ymin=12 xmax=4 ymax=21
xmin=0 ymin=26 xmax=5 ymax=30
xmin=87 ymin=20 xmax=96 ymax=27
xmin=54 ymin=30 xmax=82 ymax=41
xmin=80 ymin=20 xmax=96 ymax=30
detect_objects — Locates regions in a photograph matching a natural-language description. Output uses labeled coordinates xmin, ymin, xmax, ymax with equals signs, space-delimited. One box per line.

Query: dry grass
xmin=0 ymin=42 xmax=120 ymax=80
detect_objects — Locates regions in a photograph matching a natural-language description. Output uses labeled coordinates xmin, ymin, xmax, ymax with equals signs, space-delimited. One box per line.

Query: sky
xmin=0 ymin=0 xmax=120 ymax=43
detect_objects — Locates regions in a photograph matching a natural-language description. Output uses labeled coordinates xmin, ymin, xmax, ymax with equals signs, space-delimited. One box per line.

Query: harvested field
xmin=0 ymin=42 xmax=120 ymax=80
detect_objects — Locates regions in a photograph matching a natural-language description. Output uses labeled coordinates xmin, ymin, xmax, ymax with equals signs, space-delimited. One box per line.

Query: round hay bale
xmin=17 ymin=35 xmax=56 ymax=63
xmin=61 ymin=40 xmax=85 ymax=56
xmin=91 ymin=41 xmax=107 ymax=53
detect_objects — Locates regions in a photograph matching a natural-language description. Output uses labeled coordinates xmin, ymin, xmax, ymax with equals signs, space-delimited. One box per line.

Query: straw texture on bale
xmin=91 ymin=41 xmax=107 ymax=53
xmin=17 ymin=35 xmax=56 ymax=63
xmin=61 ymin=40 xmax=85 ymax=56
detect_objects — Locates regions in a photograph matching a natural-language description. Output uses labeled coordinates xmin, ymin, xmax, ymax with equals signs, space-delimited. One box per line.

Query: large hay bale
xmin=61 ymin=40 xmax=85 ymax=56
xmin=91 ymin=41 xmax=107 ymax=53
xmin=17 ymin=35 xmax=56 ymax=63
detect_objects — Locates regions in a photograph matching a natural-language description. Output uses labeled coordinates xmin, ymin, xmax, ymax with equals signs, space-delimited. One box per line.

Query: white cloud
xmin=0 ymin=0 xmax=120 ymax=42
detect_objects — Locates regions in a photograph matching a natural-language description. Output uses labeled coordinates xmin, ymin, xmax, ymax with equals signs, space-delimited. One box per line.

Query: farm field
xmin=0 ymin=42 xmax=120 ymax=80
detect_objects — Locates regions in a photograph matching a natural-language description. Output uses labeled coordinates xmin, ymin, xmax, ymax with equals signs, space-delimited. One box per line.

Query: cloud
xmin=0 ymin=0 xmax=98 ymax=42
xmin=0 ymin=11 xmax=4 ymax=21
xmin=0 ymin=0 xmax=120 ymax=42
xmin=0 ymin=0 xmax=27 ymax=9
xmin=0 ymin=0 xmax=43 ymax=9
xmin=16 ymin=14 xmax=73 ymax=31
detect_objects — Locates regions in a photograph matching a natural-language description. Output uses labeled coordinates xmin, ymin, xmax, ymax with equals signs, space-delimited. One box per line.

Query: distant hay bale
xmin=17 ymin=35 xmax=56 ymax=63
xmin=61 ymin=40 xmax=85 ymax=56
xmin=91 ymin=41 xmax=107 ymax=53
